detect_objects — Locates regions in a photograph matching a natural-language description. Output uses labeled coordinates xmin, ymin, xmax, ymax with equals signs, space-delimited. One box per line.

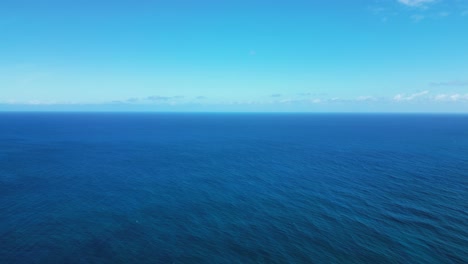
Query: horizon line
xmin=1 ymin=111 xmax=468 ymax=115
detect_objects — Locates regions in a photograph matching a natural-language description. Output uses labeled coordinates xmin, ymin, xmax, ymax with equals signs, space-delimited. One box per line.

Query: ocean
xmin=0 ymin=113 xmax=467 ymax=263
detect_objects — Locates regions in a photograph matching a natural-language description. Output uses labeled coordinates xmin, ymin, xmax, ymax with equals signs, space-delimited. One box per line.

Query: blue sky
xmin=1 ymin=0 xmax=467 ymax=112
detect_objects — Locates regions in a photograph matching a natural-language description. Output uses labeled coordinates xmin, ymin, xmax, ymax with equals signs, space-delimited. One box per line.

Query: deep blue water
xmin=0 ymin=113 xmax=467 ymax=263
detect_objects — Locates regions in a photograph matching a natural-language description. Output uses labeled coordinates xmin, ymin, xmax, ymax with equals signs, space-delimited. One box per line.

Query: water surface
xmin=0 ymin=113 xmax=467 ymax=263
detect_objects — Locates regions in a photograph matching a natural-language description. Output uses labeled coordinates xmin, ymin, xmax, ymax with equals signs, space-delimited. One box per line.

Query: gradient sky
xmin=1 ymin=0 xmax=467 ymax=112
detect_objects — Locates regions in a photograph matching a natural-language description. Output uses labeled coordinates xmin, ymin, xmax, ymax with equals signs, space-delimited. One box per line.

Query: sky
xmin=1 ymin=0 xmax=467 ymax=112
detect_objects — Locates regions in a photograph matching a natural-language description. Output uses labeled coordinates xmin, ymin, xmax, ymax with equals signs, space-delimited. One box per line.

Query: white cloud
xmin=438 ymin=11 xmax=450 ymax=17
xmin=146 ymin=95 xmax=185 ymax=103
xmin=411 ymin=14 xmax=425 ymax=21
xmin=147 ymin=96 xmax=171 ymax=101
xmin=433 ymin=93 xmax=468 ymax=102
xmin=450 ymin=94 xmax=461 ymax=101
xmin=449 ymin=94 xmax=468 ymax=101
xmin=356 ymin=96 xmax=376 ymax=101
xmin=397 ymin=0 xmax=435 ymax=7
xmin=393 ymin=90 xmax=429 ymax=101
xmin=434 ymin=94 xmax=448 ymax=101
xmin=10 ymin=91 xmax=467 ymax=110
xmin=279 ymin=99 xmax=295 ymax=104
xmin=394 ymin=94 xmax=403 ymax=101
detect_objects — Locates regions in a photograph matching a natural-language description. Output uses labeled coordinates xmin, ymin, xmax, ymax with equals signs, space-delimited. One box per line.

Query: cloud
xmin=147 ymin=96 xmax=171 ymax=101
xmin=356 ymin=96 xmax=377 ymax=102
xmin=271 ymin=95 xmax=384 ymax=104
xmin=434 ymin=93 xmax=468 ymax=102
xmin=393 ymin=90 xmax=429 ymax=101
xmin=8 ymin=90 xmax=466 ymax=111
xmin=411 ymin=14 xmax=425 ymax=21
xmin=430 ymin=80 xmax=468 ymax=87
xmin=146 ymin=95 xmax=184 ymax=101
xmin=368 ymin=5 xmax=391 ymax=22
xmin=438 ymin=11 xmax=450 ymax=17
xmin=331 ymin=98 xmax=344 ymax=103
xmin=434 ymin=94 xmax=449 ymax=101
xmin=297 ymin=92 xmax=328 ymax=97
xmin=126 ymin=98 xmax=139 ymax=102
xmin=397 ymin=0 xmax=435 ymax=7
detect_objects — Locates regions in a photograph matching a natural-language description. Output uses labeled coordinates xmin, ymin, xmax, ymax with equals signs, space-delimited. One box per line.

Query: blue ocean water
xmin=0 ymin=113 xmax=467 ymax=263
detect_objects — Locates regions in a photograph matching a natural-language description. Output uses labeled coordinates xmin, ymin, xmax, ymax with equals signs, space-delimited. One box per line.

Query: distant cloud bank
xmin=393 ymin=91 xmax=429 ymax=101
xmin=2 ymin=91 xmax=468 ymax=113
